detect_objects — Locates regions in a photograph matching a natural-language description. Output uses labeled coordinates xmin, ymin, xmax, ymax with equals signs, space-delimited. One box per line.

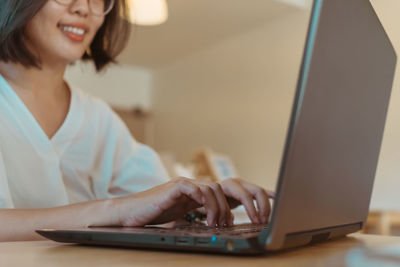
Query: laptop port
xmin=176 ymin=237 xmax=189 ymax=244
xmin=196 ymin=238 xmax=210 ymax=245
xmin=175 ymin=237 xmax=193 ymax=246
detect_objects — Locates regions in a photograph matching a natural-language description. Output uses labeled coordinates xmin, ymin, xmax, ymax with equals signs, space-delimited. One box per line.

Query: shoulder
xmin=70 ymin=86 xmax=123 ymax=128
xmin=71 ymin=87 xmax=114 ymax=116
xmin=70 ymin=86 xmax=135 ymax=141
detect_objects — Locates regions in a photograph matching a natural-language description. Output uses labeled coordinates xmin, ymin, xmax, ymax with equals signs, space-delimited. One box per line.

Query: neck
xmin=0 ymin=60 xmax=68 ymax=98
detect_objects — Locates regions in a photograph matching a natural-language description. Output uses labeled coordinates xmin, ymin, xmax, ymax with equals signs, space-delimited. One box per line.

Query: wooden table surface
xmin=1 ymin=234 xmax=399 ymax=267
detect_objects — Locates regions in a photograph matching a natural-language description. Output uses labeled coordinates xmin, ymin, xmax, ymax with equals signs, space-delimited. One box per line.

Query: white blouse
xmin=0 ymin=74 xmax=169 ymax=209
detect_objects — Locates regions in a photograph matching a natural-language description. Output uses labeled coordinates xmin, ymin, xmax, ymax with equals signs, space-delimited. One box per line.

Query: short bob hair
xmin=0 ymin=0 xmax=131 ymax=71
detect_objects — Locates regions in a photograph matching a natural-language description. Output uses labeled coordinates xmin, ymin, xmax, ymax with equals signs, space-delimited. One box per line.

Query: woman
xmin=0 ymin=0 xmax=272 ymax=241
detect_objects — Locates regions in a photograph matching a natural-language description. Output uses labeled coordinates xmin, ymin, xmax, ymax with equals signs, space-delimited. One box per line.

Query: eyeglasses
xmin=53 ymin=0 xmax=115 ymax=16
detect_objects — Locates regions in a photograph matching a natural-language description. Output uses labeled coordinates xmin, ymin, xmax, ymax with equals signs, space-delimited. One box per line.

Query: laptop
xmin=37 ymin=0 xmax=397 ymax=254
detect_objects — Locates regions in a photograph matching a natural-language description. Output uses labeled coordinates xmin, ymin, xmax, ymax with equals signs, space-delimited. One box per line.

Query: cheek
xmin=93 ymin=17 xmax=105 ymax=35
xmin=25 ymin=20 xmax=54 ymax=51
xmin=87 ymin=17 xmax=105 ymax=44
xmin=25 ymin=5 xmax=64 ymax=45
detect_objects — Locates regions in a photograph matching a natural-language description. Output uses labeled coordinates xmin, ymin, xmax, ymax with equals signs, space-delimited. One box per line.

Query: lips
xmin=58 ymin=23 xmax=89 ymax=42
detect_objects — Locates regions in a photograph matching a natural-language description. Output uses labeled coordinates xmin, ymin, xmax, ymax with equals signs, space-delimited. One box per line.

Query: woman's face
xmin=25 ymin=0 xmax=105 ymax=65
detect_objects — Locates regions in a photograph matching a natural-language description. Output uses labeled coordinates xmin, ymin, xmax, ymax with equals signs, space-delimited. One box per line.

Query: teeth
xmin=60 ymin=26 xmax=85 ymax=36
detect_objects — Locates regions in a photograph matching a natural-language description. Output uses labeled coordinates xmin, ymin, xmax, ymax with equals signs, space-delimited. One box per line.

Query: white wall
xmin=152 ymin=9 xmax=310 ymax=189
xmin=65 ymin=62 xmax=153 ymax=110
xmin=151 ymin=0 xmax=400 ymax=211
xmin=369 ymin=0 xmax=400 ymax=211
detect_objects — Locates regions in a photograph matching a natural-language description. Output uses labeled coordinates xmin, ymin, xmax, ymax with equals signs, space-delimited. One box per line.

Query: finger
xmin=198 ymin=185 xmax=220 ymax=227
xmin=195 ymin=206 xmax=234 ymax=226
xmin=209 ymin=183 xmax=233 ymax=226
xmin=222 ymin=180 xmax=260 ymax=224
xmin=266 ymin=190 xmax=276 ymax=199
xmin=194 ymin=181 xmax=233 ymax=226
xmin=174 ymin=178 xmax=205 ymax=206
xmin=241 ymin=184 xmax=271 ymax=224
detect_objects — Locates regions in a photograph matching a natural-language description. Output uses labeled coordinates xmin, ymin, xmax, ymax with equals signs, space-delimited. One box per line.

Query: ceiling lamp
xmin=278 ymin=0 xmax=311 ymax=9
xmin=128 ymin=0 xmax=169 ymax=26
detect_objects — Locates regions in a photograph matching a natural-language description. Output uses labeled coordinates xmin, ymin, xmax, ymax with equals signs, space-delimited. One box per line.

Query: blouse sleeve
xmin=0 ymin=149 xmax=14 ymax=208
xmin=108 ymin=142 xmax=170 ymax=197
xmin=92 ymin=103 xmax=170 ymax=199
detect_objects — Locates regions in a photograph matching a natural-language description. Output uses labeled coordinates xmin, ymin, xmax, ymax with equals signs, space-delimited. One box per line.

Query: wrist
xmin=87 ymin=198 xmax=121 ymax=227
xmin=108 ymin=195 xmax=145 ymax=227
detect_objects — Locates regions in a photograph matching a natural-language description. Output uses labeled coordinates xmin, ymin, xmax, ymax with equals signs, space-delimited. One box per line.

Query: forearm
xmin=0 ymin=199 xmax=118 ymax=242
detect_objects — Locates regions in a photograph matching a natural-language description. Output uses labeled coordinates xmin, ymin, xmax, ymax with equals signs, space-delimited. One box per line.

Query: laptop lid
xmin=265 ymin=0 xmax=397 ymax=250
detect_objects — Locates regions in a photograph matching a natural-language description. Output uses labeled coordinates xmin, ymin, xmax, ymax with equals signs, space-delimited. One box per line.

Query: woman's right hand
xmin=113 ymin=177 xmax=234 ymax=227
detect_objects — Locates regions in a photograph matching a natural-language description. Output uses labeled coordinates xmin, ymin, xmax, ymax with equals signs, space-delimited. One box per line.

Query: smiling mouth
xmin=58 ymin=24 xmax=88 ymax=42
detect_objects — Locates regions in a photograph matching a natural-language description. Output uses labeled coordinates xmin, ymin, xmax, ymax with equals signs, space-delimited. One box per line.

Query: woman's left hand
xmin=220 ymin=178 xmax=275 ymax=224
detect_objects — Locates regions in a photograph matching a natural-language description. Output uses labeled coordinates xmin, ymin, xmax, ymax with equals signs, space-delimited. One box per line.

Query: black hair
xmin=0 ymin=0 xmax=131 ymax=71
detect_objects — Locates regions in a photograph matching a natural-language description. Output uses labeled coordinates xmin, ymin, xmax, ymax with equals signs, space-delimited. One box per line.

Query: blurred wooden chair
xmin=158 ymin=151 xmax=195 ymax=179
xmin=192 ymin=148 xmax=239 ymax=182
xmin=363 ymin=211 xmax=400 ymax=235
xmin=113 ymin=107 xmax=154 ymax=146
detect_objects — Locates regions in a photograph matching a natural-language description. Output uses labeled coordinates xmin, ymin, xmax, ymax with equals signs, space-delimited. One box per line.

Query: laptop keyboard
xmin=173 ymin=223 xmax=269 ymax=237
xmin=88 ymin=223 xmax=269 ymax=239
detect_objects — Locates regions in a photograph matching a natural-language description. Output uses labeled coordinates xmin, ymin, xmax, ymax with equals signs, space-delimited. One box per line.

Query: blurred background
xmin=65 ymin=0 xmax=400 ymax=235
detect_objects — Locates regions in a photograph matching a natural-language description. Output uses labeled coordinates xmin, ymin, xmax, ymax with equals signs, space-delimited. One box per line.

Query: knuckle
xmin=177 ymin=177 xmax=191 ymax=184
xmin=193 ymin=186 xmax=202 ymax=195
xmin=201 ymin=181 xmax=212 ymax=187
xmin=216 ymin=183 xmax=224 ymax=192
xmin=225 ymin=178 xmax=235 ymax=183
xmin=260 ymin=188 xmax=269 ymax=197
xmin=255 ymin=187 xmax=266 ymax=195
xmin=232 ymin=177 xmax=242 ymax=183
xmin=202 ymin=186 xmax=213 ymax=195
xmin=173 ymin=177 xmax=184 ymax=183
xmin=241 ymin=193 xmax=253 ymax=203
xmin=210 ymin=183 xmax=222 ymax=192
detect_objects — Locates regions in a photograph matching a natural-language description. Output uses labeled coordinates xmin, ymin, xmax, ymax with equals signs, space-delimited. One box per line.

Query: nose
xmin=69 ymin=0 xmax=90 ymax=17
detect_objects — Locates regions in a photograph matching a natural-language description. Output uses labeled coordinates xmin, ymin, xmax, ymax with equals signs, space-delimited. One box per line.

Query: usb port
xmin=175 ymin=237 xmax=193 ymax=246
xmin=196 ymin=238 xmax=210 ymax=246
xmin=176 ymin=237 xmax=189 ymax=244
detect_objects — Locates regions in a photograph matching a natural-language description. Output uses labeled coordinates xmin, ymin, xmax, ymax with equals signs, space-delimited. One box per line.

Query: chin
xmin=60 ymin=50 xmax=87 ymax=64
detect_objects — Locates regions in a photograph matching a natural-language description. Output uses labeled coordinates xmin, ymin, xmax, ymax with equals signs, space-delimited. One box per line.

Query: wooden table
xmin=0 ymin=234 xmax=399 ymax=267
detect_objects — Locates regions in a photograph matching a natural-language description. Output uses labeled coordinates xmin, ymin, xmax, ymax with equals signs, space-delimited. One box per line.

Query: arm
xmin=0 ymin=177 xmax=236 ymax=242
xmin=0 ymin=199 xmax=117 ymax=241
